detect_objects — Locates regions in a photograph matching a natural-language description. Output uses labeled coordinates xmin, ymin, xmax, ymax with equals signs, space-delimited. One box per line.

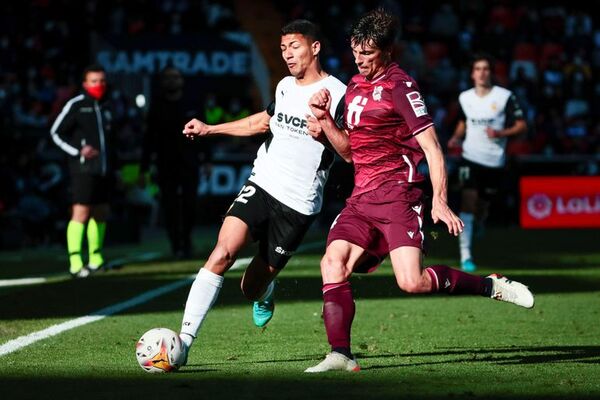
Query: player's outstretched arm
xmin=416 ymin=126 xmax=464 ymax=236
xmin=182 ymin=111 xmax=271 ymax=139
xmin=308 ymin=89 xmax=352 ymax=162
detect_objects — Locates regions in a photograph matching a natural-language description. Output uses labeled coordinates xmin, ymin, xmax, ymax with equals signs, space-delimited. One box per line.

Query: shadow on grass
xmin=361 ymin=345 xmax=600 ymax=369
xmin=1 ymin=264 xmax=599 ymax=320
xmin=2 ymin=346 xmax=600 ymax=400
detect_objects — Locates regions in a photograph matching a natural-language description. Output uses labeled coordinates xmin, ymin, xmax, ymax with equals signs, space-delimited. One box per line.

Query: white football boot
xmin=487 ymin=274 xmax=535 ymax=308
xmin=304 ymin=352 xmax=360 ymax=373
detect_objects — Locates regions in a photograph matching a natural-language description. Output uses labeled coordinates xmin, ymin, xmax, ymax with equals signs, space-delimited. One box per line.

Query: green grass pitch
xmin=0 ymin=226 xmax=599 ymax=399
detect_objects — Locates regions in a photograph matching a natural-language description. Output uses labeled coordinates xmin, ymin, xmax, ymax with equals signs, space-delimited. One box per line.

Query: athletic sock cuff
xmin=425 ymin=267 xmax=439 ymax=292
xmin=322 ymin=281 xmax=350 ymax=294
xmin=198 ymin=268 xmax=224 ymax=287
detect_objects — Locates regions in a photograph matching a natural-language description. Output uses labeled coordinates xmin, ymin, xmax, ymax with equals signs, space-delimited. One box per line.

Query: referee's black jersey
xmin=50 ymin=92 xmax=114 ymax=176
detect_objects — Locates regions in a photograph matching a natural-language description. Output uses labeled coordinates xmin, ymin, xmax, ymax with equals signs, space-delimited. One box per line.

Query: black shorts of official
xmin=71 ymin=174 xmax=112 ymax=205
xmin=226 ymin=181 xmax=316 ymax=270
xmin=457 ymin=158 xmax=503 ymax=200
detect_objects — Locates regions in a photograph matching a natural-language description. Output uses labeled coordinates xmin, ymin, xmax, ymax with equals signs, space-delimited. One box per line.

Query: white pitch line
xmin=0 ymin=252 xmax=163 ymax=288
xmin=229 ymin=257 xmax=253 ymax=270
xmin=0 ymin=241 xmax=324 ymax=357
xmin=0 ymin=277 xmax=194 ymax=357
xmin=0 ymin=277 xmax=47 ymax=287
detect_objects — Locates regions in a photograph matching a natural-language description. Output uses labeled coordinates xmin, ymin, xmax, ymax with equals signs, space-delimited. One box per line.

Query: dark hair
xmin=82 ymin=63 xmax=106 ymax=81
xmin=470 ymin=52 xmax=495 ymax=74
xmin=350 ymin=8 xmax=398 ymax=51
xmin=281 ymin=19 xmax=322 ymax=43
xmin=160 ymin=65 xmax=182 ymax=77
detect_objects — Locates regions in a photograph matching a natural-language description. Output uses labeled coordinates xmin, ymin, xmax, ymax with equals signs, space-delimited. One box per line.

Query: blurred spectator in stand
xmin=540 ymin=55 xmax=565 ymax=111
xmin=223 ymin=96 xmax=251 ymax=122
xmin=429 ymin=3 xmax=459 ymax=42
xmin=398 ymin=40 xmax=426 ymax=80
xmin=564 ymin=50 xmax=593 ymax=97
xmin=565 ymin=8 xmax=593 ymax=51
xmin=511 ymin=65 xmax=538 ymax=126
xmin=140 ymin=66 xmax=206 ymax=259
xmin=562 ymin=85 xmax=592 ymax=153
xmin=204 ymin=93 xmax=224 ymax=125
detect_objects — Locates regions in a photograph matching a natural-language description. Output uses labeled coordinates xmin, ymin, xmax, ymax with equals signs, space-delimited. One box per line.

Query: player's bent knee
xmin=320 ymin=256 xmax=349 ymax=282
xmin=396 ymin=277 xmax=428 ymax=294
xmin=206 ymin=242 xmax=238 ymax=273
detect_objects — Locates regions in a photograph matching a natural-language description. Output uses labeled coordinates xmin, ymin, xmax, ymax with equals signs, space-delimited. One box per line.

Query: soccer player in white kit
xmin=177 ymin=20 xmax=346 ymax=366
xmin=448 ymin=53 xmax=527 ymax=271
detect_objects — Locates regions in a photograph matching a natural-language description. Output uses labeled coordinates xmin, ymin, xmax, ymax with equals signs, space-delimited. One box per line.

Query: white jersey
xmin=249 ymin=75 xmax=346 ymax=215
xmin=459 ymin=85 xmax=524 ymax=168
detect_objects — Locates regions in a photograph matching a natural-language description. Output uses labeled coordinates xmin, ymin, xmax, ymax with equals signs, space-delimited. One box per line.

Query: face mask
xmin=85 ymin=84 xmax=106 ymax=100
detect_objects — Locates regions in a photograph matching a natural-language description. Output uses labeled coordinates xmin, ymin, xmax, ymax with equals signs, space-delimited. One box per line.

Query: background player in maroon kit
xmin=304 ymin=9 xmax=535 ymax=373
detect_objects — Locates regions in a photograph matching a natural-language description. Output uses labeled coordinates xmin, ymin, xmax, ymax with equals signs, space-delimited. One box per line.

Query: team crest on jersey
xmin=406 ymin=91 xmax=428 ymax=117
xmin=372 ymin=85 xmax=383 ymax=101
xmin=491 ymin=102 xmax=497 ymax=111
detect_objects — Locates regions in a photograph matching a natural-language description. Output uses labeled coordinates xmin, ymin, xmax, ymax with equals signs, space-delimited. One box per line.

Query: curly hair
xmin=350 ymin=8 xmax=398 ymax=51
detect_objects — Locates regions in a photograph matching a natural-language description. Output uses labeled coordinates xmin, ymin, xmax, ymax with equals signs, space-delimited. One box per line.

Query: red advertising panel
xmin=520 ymin=176 xmax=600 ymax=228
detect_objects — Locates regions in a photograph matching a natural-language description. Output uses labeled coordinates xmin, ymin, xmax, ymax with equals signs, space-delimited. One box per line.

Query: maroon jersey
xmin=344 ymin=63 xmax=434 ymax=197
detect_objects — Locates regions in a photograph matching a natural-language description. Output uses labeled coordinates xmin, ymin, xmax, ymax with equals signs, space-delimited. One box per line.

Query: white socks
xmin=180 ymin=268 xmax=224 ymax=346
xmin=459 ymin=212 xmax=474 ymax=262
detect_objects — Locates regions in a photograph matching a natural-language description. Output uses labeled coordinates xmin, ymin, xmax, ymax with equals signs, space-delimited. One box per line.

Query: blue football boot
xmin=253 ymin=289 xmax=275 ymax=328
xmin=461 ymin=259 xmax=477 ymax=272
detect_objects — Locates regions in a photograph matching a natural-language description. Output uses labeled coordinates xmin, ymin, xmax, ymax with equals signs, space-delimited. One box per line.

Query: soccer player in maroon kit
xmin=304 ymin=9 xmax=535 ymax=373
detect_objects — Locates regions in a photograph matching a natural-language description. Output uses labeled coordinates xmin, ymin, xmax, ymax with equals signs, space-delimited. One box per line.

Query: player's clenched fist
xmin=308 ymin=88 xmax=332 ymax=120
xmin=182 ymin=118 xmax=210 ymax=139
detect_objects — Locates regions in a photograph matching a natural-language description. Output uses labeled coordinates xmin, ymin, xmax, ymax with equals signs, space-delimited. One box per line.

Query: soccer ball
xmin=135 ymin=328 xmax=184 ymax=373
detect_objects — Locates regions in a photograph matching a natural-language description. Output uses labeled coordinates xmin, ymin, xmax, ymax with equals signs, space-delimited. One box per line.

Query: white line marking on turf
xmin=0 ymin=240 xmax=324 ymax=357
xmin=0 ymin=277 xmax=193 ymax=357
xmin=230 ymin=257 xmax=253 ymax=270
xmin=0 ymin=251 xmax=162 ymax=288
xmin=0 ymin=277 xmax=47 ymax=287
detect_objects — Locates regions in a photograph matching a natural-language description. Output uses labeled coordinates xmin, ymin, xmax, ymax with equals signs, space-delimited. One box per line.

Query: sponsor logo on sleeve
xmin=406 ymin=91 xmax=428 ymax=117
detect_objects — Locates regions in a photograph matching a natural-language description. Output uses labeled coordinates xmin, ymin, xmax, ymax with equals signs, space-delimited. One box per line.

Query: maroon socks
xmin=322 ymin=281 xmax=355 ymax=357
xmin=425 ymin=265 xmax=489 ymax=295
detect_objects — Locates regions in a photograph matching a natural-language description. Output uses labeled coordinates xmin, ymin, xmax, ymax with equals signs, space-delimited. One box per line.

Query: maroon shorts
xmin=327 ymin=181 xmax=425 ymax=273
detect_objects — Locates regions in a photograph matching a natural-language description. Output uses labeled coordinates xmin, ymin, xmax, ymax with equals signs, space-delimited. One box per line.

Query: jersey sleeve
xmin=504 ymin=93 xmax=525 ymax=128
xmin=391 ymin=80 xmax=434 ymax=136
xmin=50 ymin=100 xmax=80 ymax=157
xmin=333 ymin=95 xmax=345 ymax=129
xmin=265 ymin=100 xmax=276 ymax=116
xmin=457 ymin=101 xmax=466 ymax=122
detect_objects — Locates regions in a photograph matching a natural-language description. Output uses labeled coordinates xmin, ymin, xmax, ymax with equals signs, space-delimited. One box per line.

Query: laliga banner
xmin=520 ymin=176 xmax=600 ymax=228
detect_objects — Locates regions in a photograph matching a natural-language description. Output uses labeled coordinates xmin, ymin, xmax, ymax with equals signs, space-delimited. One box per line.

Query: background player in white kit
xmin=177 ymin=19 xmax=346 ymax=366
xmin=448 ymin=53 xmax=527 ymax=271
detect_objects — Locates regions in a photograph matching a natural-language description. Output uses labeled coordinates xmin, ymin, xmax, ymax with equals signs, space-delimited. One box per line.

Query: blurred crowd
xmin=280 ymin=0 xmax=599 ymax=157
xmin=0 ymin=0 xmax=245 ymax=247
xmin=0 ymin=0 xmax=598 ymax=248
